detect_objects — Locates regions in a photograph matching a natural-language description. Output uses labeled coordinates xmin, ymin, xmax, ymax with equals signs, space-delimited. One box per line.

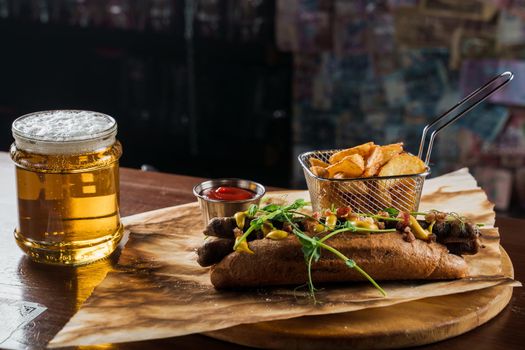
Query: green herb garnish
xmin=247 ymin=204 xmax=258 ymax=217
xmin=233 ymin=199 xmax=391 ymax=301
xmin=384 ymin=207 xmax=400 ymax=217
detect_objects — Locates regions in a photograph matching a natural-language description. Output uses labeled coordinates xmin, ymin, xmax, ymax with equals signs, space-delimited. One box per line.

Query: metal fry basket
xmin=299 ymin=151 xmax=429 ymax=213
xmin=299 ymin=71 xmax=514 ymax=214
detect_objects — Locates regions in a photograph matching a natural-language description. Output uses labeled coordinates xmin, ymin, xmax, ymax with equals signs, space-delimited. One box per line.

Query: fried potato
xmin=329 ymin=142 xmax=374 ymax=164
xmin=343 ymin=190 xmax=370 ymax=213
xmin=378 ymin=153 xmax=427 ymax=177
xmin=309 ymin=157 xmax=329 ymax=168
xmin=326 ymin=154 xmax=365 ymax=178
xmin=379 ymin=142 xmax=404 ymax=166
xmin=345 ymin=180 xmax=369 ymax=195
xmin=306 ymin=141 xmax=426 ymax=213
xmin=371 ymin=182 xmax=393 ymax=209
xmin=377 ymin=188 xmax=393 ymax=209
xmin=362 ymin=145 xmax=383 ymax=177
xmin=318 ymin=184 xmax=334 ymax=210
xmin=310 ymin=165 xmax=329 ymax=178
xmin=389 ymin=178 xmax=419 ymax=212
xmin=333 ymin=172 xmax=348 ymax=179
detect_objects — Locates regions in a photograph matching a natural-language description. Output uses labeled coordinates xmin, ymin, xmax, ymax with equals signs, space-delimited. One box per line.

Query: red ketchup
xmin=202 ymin=186 xmax=255 ymax=201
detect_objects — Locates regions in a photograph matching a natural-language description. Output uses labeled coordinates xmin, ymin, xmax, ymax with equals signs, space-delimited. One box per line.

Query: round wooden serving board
xmin=204 ymin=248 xmax=514 ymax=349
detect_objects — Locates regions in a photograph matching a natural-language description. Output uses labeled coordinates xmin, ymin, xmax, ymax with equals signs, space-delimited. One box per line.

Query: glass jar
xmin=10 ymin=110 xmax=123 ymax=265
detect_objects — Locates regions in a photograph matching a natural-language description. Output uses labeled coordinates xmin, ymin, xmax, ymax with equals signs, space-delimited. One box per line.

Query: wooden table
xmin=0 ymin=151 xmax=523 ymax=350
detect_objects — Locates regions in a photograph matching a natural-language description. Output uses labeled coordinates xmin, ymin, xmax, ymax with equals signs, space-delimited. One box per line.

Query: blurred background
xmin=0 ymin=0 xmax=524 ymax=216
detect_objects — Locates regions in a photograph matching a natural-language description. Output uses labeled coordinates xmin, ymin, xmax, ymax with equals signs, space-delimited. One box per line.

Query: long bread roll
xmin=210 ymin=232 xmax=467 ymax=288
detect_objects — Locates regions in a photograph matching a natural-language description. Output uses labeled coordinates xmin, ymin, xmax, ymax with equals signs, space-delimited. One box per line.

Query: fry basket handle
xmin=418 ymin=71 xmax=514 ymax=165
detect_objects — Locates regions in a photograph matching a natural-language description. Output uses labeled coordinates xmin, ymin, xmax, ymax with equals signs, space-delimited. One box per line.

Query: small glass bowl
xmin=193 ymin=178 xmax=266 ymax=226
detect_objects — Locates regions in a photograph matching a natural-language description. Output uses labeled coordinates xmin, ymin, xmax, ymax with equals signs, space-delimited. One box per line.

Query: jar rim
xmin=12 ymin=110 xmax=117 ymax=142
xmin=12 ymin=110 xmax=117 ymax=155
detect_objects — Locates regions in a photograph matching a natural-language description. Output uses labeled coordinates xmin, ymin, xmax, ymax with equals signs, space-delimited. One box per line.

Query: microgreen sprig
xmin=286 ymin=218 xmax=388 ymax=300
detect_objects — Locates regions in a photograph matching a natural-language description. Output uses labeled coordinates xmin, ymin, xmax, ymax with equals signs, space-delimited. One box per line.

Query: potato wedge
xmin=318 ymin=184 xmax=334 ymax=210
xmin=376 ymin=186 xmax=393 ymax=209
xmin=326 ymin=154 xmax=365 ymax=178
xmin=389 ymin=178 xmax=419 ymax=212
xmin=344 ymin=180 xmax=369 ymax=195
xmin=362 ymin=145 xmax=383 ymax=177
xmin=310 ymin=165 xmax=329 ymax=178
xmin=366 ymin=180 xmax=393 ymax=209
xmin=379 ymin=143 xmax=404 ymax=166
xmin=333 ymin=172 xmax=348 ymax=179
xmin=379 ymin=153 xmax=426 ymax=177
xmin=329 ymin=142 xmax=374 ymax=164
xmin=309 ymin=157 xmax=329 ymax=168
xmin=332 ymin=174 xmax=368 ymax=198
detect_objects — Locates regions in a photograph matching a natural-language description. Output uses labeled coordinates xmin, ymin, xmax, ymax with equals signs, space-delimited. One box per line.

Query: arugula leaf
xmin=285 ymin=199 xmax=308 ymax=210
xmin=294 ymin=229 xmax=313 ymax=248
xmin=270 ymin=213 xmax=288 ymax=223
xmin=262 ymin=204 xmax=281 ymax=212
xmin=303 ymin=242 xmax=321 ymax=262
xmin=384 ymin=207 xmax=399 ymax=217
xmin=249 ymin=216 xmax=265 ymax=228
xmin=342 ymin=220 xmax=357 ymax=231
xmin=292 ymin=229 xmax=317 ymax=259
xmin=247 ymin=204 xmax=258 ymax=217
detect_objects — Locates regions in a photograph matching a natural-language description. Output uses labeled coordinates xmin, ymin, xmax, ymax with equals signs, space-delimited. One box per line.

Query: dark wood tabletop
xmin=0 ymin=152 xmax=523 ymax=350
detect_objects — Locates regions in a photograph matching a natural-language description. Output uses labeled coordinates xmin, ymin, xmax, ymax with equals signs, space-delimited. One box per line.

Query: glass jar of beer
xmin=10 ymin=110 xmax=123 ymax=265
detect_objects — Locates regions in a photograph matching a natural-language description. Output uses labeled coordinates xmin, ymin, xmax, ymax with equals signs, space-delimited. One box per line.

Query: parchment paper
xmin=49 ymin=169 xmax=520 ymax=347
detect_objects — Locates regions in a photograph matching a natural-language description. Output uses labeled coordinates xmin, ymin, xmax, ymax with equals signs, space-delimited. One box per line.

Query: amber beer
xmin=10 ymin=110 xmax=123 ymax=265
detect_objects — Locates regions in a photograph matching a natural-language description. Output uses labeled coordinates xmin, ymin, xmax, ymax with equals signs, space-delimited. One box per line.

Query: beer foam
xmin=13 ymin=110 xmax=116 ymax=141
xmin=12 ymin=110 xmax=117 ymax=155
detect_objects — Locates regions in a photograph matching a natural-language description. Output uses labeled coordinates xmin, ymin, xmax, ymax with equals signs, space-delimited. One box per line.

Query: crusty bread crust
xmin=210 ymin=232 xmax=468 ymax=288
